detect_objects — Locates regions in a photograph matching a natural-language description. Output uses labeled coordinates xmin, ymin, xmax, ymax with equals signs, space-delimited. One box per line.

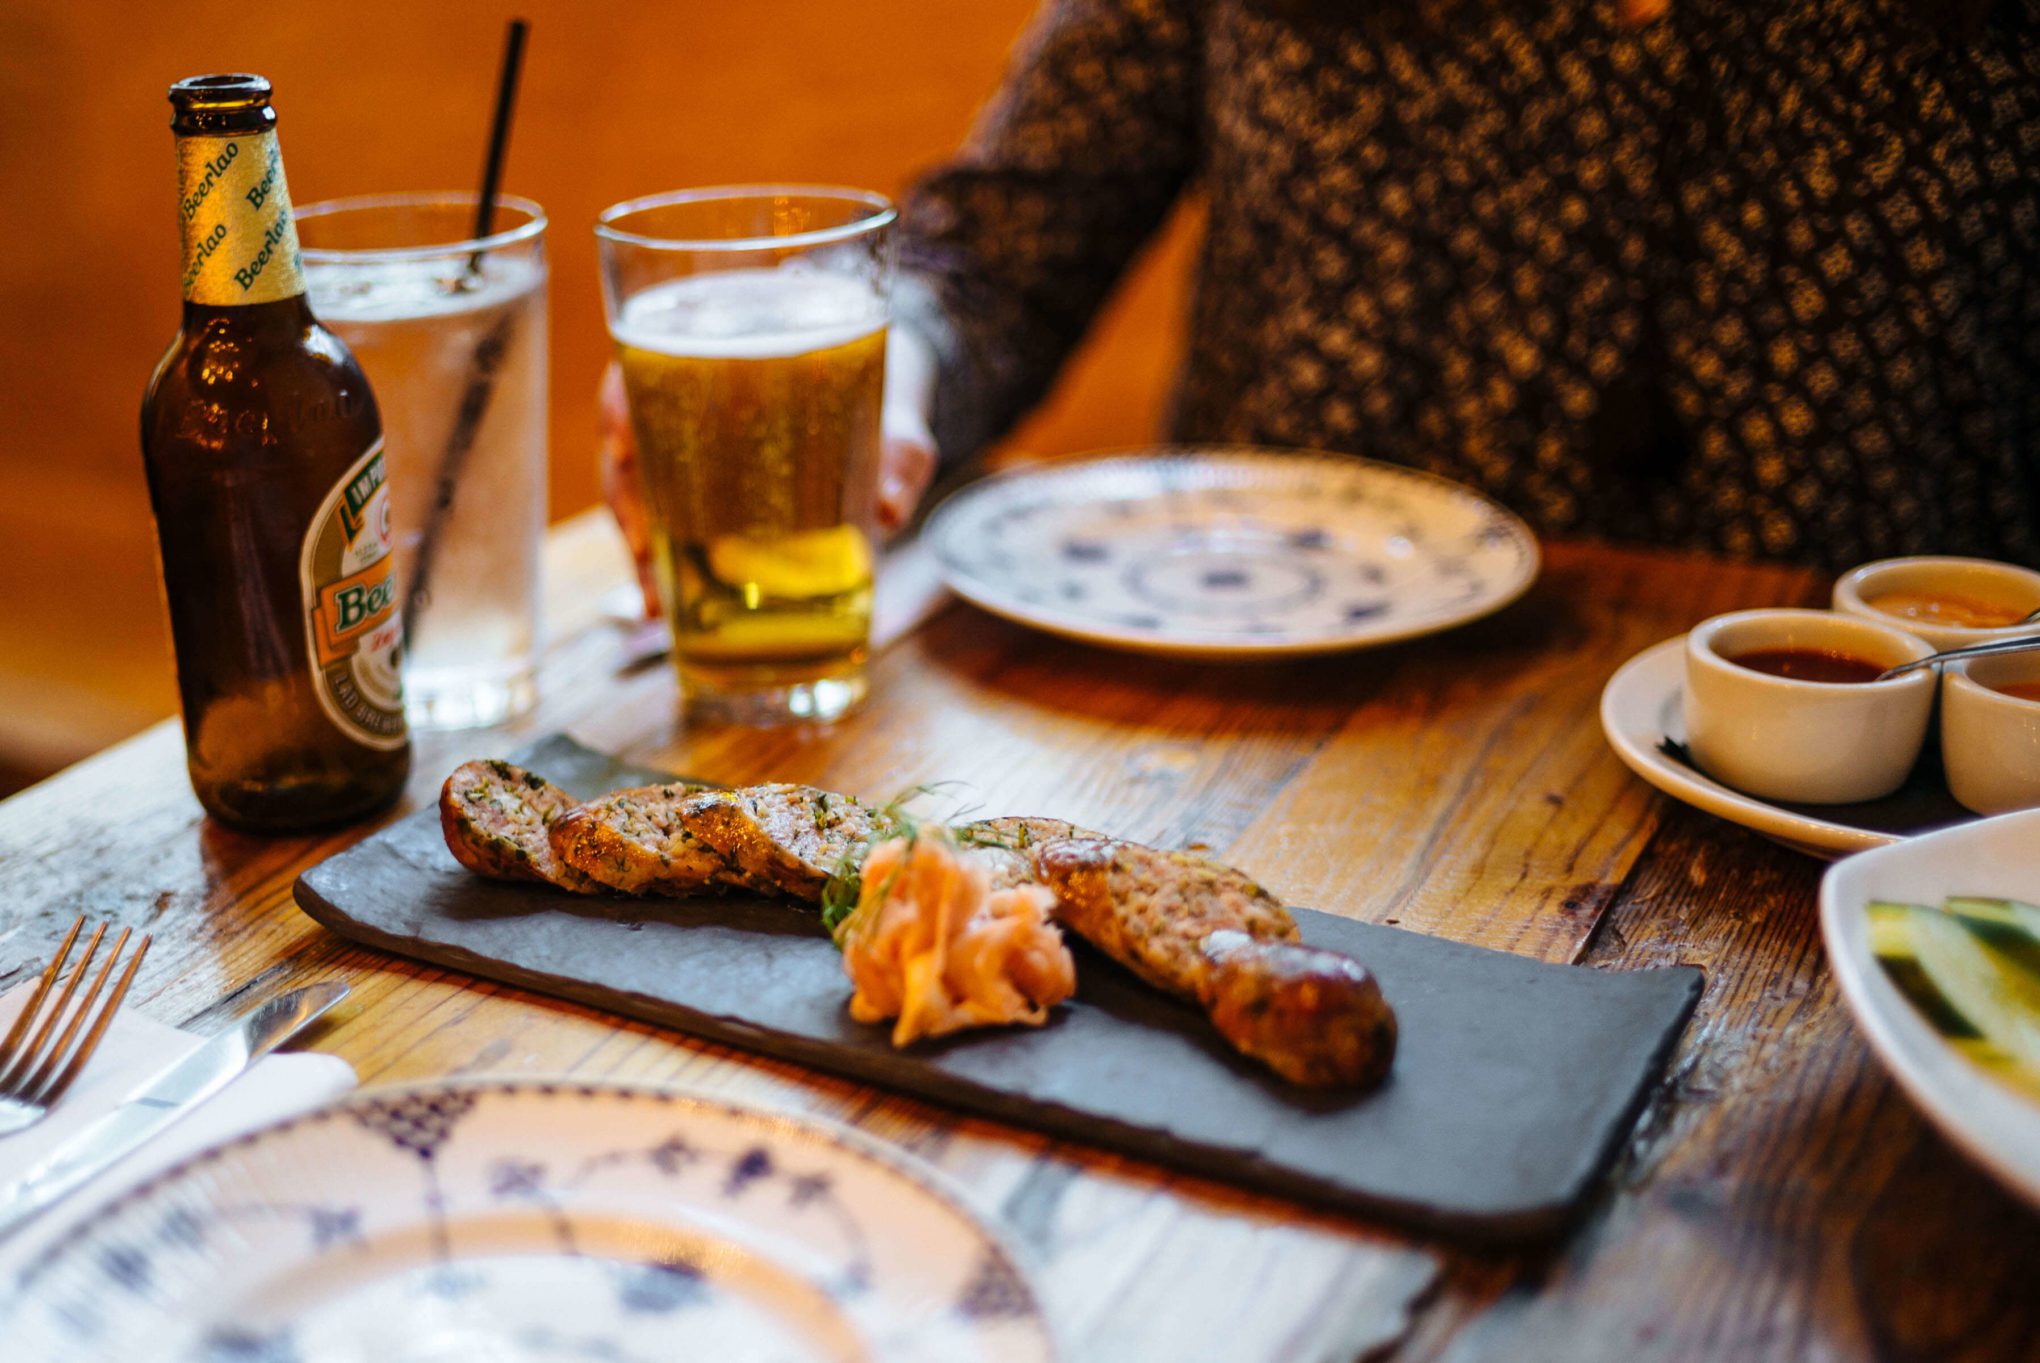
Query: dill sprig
xmin=818 ymin=863 xmax=865 ymax=939
xmin=819 ymin=782 xmax=978 ymax=943
xmin=952 ymin=819 xmax=1024 ymax=851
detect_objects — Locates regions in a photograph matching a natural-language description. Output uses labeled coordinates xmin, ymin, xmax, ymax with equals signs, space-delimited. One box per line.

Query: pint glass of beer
xmin=596 ymin=186 xmax=895 ymax=724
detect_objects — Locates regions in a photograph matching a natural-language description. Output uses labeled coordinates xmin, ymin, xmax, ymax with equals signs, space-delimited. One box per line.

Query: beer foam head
xmin=613 ymin=268 xmax=885 ymax=358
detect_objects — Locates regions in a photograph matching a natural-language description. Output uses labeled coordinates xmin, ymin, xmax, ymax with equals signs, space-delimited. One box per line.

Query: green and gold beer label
xmin=175 ymin=130 xmax=306 ymax=305
xmin=300 ymin=441 xmax=407 ymax=749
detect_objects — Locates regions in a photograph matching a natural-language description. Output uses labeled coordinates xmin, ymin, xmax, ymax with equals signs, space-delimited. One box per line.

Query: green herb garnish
xmin=819 ymin=782 xmax=978 ymax=943
xmin=819 ymin=858 xmax=865 ymax=938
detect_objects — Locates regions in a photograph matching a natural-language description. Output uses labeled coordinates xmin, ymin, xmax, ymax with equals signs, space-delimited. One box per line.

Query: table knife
xmin=0 ymin=981 xmax=347 ymax=1239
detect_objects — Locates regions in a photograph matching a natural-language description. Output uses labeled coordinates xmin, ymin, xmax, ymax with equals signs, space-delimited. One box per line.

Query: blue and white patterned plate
xmin=4 ymin=1080 xmax=1060 ymax=1363
xmin=925 ymin=448 xmax=1540 ymax=658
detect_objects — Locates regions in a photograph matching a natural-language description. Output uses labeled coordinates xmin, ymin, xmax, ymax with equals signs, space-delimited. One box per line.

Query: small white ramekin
xmin=1684 ymin=609 xmax=1936 ymax=804
xmin=1941 ymin=651 xmax=2040 ymax=815
xmin=1834 ymin=556 xmax=2040 ymax=653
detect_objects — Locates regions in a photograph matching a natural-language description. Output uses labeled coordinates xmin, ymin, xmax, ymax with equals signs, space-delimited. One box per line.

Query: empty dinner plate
xmin=4 ymin=1080 xmax=1059 ymax=1363
xmin=924 ymin=448 xmax=1539 ymax=658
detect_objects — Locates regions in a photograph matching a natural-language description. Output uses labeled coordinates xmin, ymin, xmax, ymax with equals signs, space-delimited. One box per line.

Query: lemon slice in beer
xmin=708 ymin=526 xmax=872 ymax=600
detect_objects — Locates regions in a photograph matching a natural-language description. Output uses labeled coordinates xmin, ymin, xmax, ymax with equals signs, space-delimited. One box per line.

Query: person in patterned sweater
xmin=606 ymin=0 xmax=2040 ymax=579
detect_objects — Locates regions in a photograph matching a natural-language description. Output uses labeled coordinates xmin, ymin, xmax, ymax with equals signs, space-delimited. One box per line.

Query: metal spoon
xmin=1876 ymin=633 xmax=2040 ymax=681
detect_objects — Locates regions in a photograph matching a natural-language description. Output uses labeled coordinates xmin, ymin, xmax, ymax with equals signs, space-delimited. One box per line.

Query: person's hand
xmin=875 ymin=321 xmax=943 ymax=534
xmin=598 ymin=361 xmax=663 ymax=620
xmin=877 ymin=431 xmax=939 ymax=535
xmin=598 ymin=352 xmax=942 ymax=621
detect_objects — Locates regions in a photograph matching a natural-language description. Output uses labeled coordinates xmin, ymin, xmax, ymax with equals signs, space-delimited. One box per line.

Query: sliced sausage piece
xmin=439 ymin=760 xmax=601 ymax=893
xmin=549 ymin=784 xmax=764 ymax=897
xmin=678 ymin=785 xmax=889 ymax=902
xmin=1032 ymin=837 xmax=1395 ymax=1088
xmin=959 ymin=816 xmax=1105 ymax=891
xmin=1030 ymin=837 xmax=1298 ymax=995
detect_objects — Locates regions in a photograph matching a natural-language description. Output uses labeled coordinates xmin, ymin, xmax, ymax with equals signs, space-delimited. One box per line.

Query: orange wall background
xmin=0 ymin=0 xmax=1197 ymax=778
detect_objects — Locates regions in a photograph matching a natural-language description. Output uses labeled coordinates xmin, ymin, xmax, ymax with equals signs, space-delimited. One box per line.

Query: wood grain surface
xmin=2 ymin=510 xmax=2035 ymax=1362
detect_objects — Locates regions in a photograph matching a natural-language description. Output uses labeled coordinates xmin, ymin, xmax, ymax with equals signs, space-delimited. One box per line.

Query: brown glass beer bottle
xmin=141 ymin=75 xmax=410 ymax=831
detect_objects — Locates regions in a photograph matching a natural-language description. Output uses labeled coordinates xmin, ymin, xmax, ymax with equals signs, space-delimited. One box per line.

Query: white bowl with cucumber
xmin=1820 ymin=809 xmax=2040 ymax=1209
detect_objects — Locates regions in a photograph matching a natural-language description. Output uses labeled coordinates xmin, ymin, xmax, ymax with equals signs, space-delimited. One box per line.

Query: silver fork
xmin=0 ymin=917 xmax=152 ymax=1137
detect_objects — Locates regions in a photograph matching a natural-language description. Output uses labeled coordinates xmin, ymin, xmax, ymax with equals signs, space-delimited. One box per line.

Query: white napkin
xmin=0 ymin=979 xmax=357 ymax=1279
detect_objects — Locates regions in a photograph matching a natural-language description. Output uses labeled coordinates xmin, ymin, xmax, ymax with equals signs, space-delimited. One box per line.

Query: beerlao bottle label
xmin=299 ymin=441 xmax=408 ymax=749
xmin=176 ymin=130 xmax=306 ymax=305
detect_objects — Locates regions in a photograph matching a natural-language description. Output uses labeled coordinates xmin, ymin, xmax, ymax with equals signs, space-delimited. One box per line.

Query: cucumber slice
xmin=1904 ymin=908 xmax=2040 ymax=1070
xmin=1939 ymin=897 xmax=2040 ymax=965
xmin=1868 ymin=901 xmax=1928 ymax=957
xmin=1870 ymin=904 xmax=1986 ymax=1040
xmin=1867 ymin=899 xmax=2040 ymax=986
xmin=1940 ymin=897 xmax=2040 ymax=934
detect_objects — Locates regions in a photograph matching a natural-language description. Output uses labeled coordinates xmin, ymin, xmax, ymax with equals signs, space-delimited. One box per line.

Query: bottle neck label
xmin=300 ymin=439 xmax=409 ymax=750
xmin=175 ymin=129 xmax=306 ymax=306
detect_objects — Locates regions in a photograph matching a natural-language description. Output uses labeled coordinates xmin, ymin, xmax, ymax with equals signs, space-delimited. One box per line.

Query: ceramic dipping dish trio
xmin=1683 ymin=557 xmax=2040 ymax=813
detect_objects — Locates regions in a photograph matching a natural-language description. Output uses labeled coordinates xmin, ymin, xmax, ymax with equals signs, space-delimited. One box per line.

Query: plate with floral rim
xmin=2 ymin=1078 xmax=1060 ymax=1363
xmin=923 ymin=449 xmax=1540 ymax=659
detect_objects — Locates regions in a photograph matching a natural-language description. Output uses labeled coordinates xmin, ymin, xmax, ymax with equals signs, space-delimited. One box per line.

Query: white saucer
xmin=1600 ymin=636 xmax=1919 ymax=859
xmin=924 ymin=449 xmax=1540 ymax=659
xmin=1820 ymin=811 xmax=2040 ymax=1209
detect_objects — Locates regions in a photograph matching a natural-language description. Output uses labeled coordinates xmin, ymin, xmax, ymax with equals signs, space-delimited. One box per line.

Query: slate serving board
xmin=294 ymin=735 xmax=1702 ymax=1242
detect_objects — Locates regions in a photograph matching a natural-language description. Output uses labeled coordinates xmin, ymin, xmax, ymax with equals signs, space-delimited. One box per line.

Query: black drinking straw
xmin=467 ymin=18 xmax=527 ymax=271
xmin=403 ymin=17 xmax=529 ymax=651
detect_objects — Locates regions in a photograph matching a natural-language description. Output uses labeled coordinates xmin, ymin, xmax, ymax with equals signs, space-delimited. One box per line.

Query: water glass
xmin=298 ymin=192 xmax=549 ymax=729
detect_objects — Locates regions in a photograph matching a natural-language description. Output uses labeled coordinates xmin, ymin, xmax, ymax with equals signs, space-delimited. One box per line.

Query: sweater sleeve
xmin=893 ymin=0 xmax=1202 ymax=463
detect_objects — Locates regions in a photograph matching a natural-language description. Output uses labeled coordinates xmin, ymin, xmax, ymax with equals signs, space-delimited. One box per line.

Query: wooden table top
xmin=4 ymin=511 xmax=2036 ymax=1362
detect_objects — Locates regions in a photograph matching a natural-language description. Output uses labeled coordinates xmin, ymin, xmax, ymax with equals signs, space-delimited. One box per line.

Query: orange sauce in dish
xmin=1867 ymin=590 xmax=2031 ymax=629
xmin=1989 ymin=680 xmax=2040 ymax=703
xmin=1728 ymin=647 xmax=1888 ymax=684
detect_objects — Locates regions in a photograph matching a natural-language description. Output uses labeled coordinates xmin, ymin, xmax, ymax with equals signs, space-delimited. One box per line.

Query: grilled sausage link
xmin=1031 ymin=837 xmax=1395 ymax=1088
xmin=959 ymin=816 xmax=1106 ymax=891
xmin=549 ymin=784 xmax=763 ymax=897
xmin=438 ymin=760 xmax=601 ymax=893
xmin=678 ymin=784 xmax=889 ymax=902
xmin=1199 ymin=931 xmax=1397 ymax=1088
